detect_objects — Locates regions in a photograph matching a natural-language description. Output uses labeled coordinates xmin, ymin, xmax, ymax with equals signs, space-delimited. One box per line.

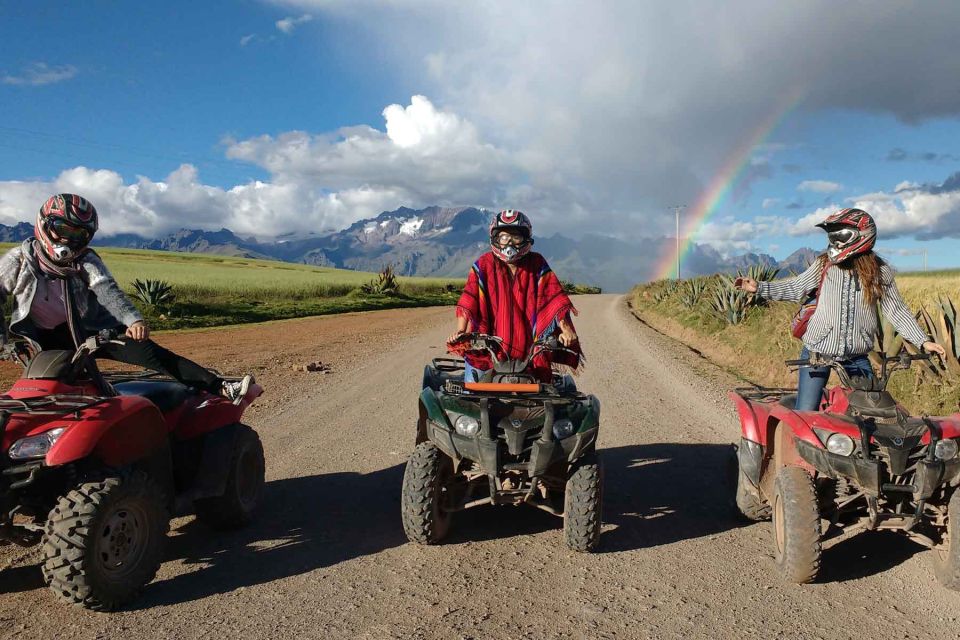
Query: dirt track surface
xmin=2 ymin=296 xmax=960 ymax=639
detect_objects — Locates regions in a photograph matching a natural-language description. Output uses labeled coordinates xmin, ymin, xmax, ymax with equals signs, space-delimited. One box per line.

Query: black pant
xmin=35 ymin=325 xmax=222 ymax=393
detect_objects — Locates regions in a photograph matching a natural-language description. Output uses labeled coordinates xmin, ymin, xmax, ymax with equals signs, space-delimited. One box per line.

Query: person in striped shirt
xmin=735 ymin=208 xmax=945 ymax=411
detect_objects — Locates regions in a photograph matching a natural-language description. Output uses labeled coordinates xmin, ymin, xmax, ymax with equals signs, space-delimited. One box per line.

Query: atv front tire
xmin=564 ymin=452 xmax=603 ymax=552
xmin=931 ymin=489 xmax=960 ymax=589
xmin=42 ymin=471 xmax=169 ymax=611
xmin=735 ymin=467 xmax=771 ymax=521
xmin=401 ymin=442 xmax=453 ymax=544
xmin=771 ymin=466 xmax=821 ymax=584
xmin=195 ymin=424 xmax=266 ymax=529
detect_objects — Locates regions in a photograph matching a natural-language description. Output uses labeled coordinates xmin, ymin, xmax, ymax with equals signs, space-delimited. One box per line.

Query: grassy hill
xmin=630 ymin=267 xmax=960 ymax=415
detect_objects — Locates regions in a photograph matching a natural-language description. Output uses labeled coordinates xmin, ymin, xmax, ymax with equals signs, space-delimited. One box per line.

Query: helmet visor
xmin=47 ymin=218 xmax=92 ymax=247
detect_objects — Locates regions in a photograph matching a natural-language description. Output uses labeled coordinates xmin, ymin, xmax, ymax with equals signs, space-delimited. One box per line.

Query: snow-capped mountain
xmin=0 ymin=207 xmax=819 ymax=291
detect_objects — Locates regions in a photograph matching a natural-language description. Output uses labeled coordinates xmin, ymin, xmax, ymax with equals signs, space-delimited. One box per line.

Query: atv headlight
xmin=826 ymin=433 xmax=855 ymax=457
xmin=935 ymin=439 xmax=959 ymax=461
xmin=552 ymin=419 xmax=575 ymax=440
xmin=9 ymin=427 xmax=67 ymax=460
xmin=454 ymin=415 xmax=480 ymax=437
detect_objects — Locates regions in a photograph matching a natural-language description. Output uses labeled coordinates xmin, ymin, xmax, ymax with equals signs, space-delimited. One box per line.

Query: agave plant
xmin=131 ymin=279 xmax=175 ymax=309
xmin=711 ymin=280 xmax=751 ymax=325
xmin=360 ymin=264 xmax=400 ymax=296
xmin=917 ymin=296 xmax=960 ymax=378
xmin=678 ymin=277 xmax=709 ymax=308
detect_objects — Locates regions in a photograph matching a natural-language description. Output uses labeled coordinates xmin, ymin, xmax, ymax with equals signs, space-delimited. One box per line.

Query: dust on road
xmin=1 ymin=296 xmax=957 ymax=639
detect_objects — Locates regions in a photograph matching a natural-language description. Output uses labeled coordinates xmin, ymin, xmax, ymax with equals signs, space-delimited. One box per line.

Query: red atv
xmin=730 ymin=351 xmax=960 ymax=587
xmin=0 ymin=330 xmax=264 ymax=610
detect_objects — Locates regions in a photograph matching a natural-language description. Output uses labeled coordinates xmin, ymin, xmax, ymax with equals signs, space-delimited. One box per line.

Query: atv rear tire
xmin=564 ymin=452 xmax=603 ymax=552
xmin=401 ymin=442 xmax=453 ymax=544
xmin=195 ymin=424 xmax=266 ymax=530
xmin=931 ymin=489 xmax=960 ymax=589
xmin=771 ymin=466 xmax=821 ymax=584
xmin=42 ymin=471 xmax=168 ymax=611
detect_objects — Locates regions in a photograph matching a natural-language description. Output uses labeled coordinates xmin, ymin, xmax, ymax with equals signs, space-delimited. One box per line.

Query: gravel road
xmin=1 ymin=295 xmax=958 ymax=639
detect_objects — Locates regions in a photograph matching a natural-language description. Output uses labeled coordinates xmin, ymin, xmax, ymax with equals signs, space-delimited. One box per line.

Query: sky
xmin=3 ymin=1 xmax=960 ymax=273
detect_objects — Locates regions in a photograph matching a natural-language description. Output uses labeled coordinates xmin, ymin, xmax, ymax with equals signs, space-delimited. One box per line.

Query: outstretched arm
xmin=737 ymin=260 xmax=824 ymax=302
xmin=80 ymin=252 xmax=144 ymax=329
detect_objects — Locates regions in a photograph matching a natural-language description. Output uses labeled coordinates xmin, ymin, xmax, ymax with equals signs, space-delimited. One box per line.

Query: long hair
xmin=823 ymin=250 xmax=886 ymax=306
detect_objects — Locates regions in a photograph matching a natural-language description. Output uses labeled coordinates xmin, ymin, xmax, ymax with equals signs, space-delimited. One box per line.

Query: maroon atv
xmin=730 ymin=350 xmax=960 ymax=587
xmin=0 ymin=331 xmax=264 ymax=610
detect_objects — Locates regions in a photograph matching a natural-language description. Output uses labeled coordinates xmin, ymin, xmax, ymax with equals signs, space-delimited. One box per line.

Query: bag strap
xmin=811 ymin=258 xmax=830 ymax=304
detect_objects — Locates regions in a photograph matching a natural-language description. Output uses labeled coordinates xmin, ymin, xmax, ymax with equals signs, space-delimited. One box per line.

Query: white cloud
xmin=762 ymin=198 xmax=781 ymax=209
xmin=798 ymin=180 xmax=843 ymax=193
xmin=1 ymin=62 xmax=78 ymax=86
xmin=0 ymin=96 xmax=523 ymax=238
xmin=240 ymin=34 xmax=257 ymax=46
xmin=276 ymin=14 xmax=313 ymax=34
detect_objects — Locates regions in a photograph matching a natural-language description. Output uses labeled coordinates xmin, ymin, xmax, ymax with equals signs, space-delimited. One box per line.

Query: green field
xmin=0 ymin=243 xmax=463 ymax=329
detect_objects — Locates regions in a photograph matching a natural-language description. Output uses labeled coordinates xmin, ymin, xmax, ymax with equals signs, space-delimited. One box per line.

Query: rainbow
xmin=654 ymin=88 xmax=806 ymax=280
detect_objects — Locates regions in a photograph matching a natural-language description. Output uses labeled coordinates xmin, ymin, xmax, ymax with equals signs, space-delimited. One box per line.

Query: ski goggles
xmin=46 ymin=218 xmax=92 ymax=247
xmin=827 ymin=228 xmax=857 ymax=246
xmin=493 ymin=231 xmax=530 ymax=247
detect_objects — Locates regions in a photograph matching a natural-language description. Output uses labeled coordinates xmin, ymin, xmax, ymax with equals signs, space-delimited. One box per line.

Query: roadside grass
xmin=632 ymin=270 xmax=960 ymax=415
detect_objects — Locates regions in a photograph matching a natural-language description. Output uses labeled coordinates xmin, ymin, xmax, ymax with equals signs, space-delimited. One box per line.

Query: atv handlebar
xmin=784 ymin=350 xmax=933 ymax=391
xmin=447 ymin=332 xmax=575 ymax=369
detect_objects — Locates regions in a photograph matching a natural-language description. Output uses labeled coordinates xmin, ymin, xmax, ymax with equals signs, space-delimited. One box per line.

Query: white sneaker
xmin=222 ymin=374 xmax=253 ymax=405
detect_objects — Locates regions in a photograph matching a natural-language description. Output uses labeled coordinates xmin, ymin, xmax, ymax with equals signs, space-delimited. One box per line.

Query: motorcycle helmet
xmin=489 ymin=209 xmax=533 ymax=263
xmin=35 ymin=193 xmax=98 ymax=264
xmin=816 ymin=207 xmax=876 ymax=264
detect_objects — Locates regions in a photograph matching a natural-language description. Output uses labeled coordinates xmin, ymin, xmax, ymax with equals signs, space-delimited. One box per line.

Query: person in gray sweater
xmin=735 ymin=207 xmax=945 ymax=411
xmin=0 ymin=194 xmax=252 ymax=403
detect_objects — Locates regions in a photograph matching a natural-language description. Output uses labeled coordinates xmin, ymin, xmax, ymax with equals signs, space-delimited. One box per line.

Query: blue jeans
xmin=795 ymin=347 xmax=874 ymax=411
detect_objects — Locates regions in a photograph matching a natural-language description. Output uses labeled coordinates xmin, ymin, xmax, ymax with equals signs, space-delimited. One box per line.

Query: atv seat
xmin=778 ymin=394 xmax=797 ymax=410
xmin=113 ymin=380 xmax=193 ymax=413
xmin=24 ymin=350 xmax=74 ymax=380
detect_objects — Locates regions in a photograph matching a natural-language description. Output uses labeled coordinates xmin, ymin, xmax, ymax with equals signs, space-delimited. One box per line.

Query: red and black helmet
xmin=489 ymin=209 xmax=533 ymax=263
xmin=816 ymin=207 xmax=876 ymax=264
xmin=35 ymin=194 xmax=98 ymax=264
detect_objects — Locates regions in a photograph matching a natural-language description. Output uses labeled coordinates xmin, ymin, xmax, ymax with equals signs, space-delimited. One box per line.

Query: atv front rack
xmin=0 ymin=394 xmax=109 ymax=416
xmin=733 ymin=386 xmax=797 ymax=402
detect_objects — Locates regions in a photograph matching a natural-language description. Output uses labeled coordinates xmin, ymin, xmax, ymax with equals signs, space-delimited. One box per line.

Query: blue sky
xmin=2 ymin=1 xmax=960 ymax=273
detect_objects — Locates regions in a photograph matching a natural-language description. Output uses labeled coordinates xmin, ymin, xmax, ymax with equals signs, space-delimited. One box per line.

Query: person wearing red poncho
xmin=448 ymin=209 xmax=583 ymax=383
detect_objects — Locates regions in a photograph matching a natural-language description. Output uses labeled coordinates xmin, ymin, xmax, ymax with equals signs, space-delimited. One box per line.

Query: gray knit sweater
xmin=756 ymin=259 xmax=928 ymax=357
xmin=0 ymin=240 xmax=142 ymax=344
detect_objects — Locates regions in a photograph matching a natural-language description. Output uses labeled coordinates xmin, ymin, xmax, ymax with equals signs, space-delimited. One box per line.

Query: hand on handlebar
xmin=558 ymin=329 xmax=578 ymax=347
xmin=922 ymin=341 xmax=947 ymax=359
xmin=126 ymin=321 xmax=150 ymax=342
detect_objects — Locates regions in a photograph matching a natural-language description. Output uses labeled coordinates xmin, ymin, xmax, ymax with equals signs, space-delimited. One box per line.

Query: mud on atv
xmin=0 ymin=331 xmax=264 ymax=610
xmin=402 ymin=333 xmax=602 ymax=551
xmin=730 ymin=350 xmax=960 ymax=587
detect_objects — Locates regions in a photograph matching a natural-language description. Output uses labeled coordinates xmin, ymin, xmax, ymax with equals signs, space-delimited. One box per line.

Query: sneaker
xmin=222 ymin=374 xmax=254 ymax=405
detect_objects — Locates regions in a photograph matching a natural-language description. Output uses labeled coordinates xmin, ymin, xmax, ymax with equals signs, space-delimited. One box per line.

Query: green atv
xmin=401 ymin=333 xmax=602 ymax=551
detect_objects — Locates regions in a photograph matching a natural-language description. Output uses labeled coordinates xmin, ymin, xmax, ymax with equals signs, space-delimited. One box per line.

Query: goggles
xmin=46 ymin=218 xmax=92 ymax=247
xmin=493 ymin=231 xmax=529 ymax=247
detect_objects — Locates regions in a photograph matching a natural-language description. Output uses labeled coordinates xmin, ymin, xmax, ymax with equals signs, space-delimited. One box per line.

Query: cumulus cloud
xmin=265 ymin=0 xmax=960 ymax=236
xmin=0 ymin=96 xmax=524 ymax=238
xmin=2 ymin=62 xmax=78 ymax=86
xmin=798 ymin=180 xmax=843 ymax=193
xmin=276 ymin=14 xmax=313 ymax=34
xmin=789 ymin=172 xmax=960 ymax=240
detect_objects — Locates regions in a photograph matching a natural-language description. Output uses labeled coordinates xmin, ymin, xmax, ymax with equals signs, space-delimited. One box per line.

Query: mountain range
xmin=5 ymin=206 xmax=819 ymax=292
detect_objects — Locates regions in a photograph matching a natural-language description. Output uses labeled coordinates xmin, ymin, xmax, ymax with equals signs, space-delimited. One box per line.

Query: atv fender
xmin=728 ymin=391 xmax=765 ymax=443
xmin=172 ymin=423 xmax=242 ymax=514
xmin=759 ymin=421 xmax=817 ymax=497
xmin=46 ymin=396 xmax=167 ymax=468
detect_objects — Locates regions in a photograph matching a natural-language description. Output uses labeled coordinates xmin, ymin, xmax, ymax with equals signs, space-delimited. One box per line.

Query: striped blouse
xmin=756 ymin=259 xmax=928 ymax=358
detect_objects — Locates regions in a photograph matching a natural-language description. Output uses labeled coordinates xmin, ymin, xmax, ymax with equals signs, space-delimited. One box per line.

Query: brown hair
xmin=824 ymin=251 xmax=886 ymax=305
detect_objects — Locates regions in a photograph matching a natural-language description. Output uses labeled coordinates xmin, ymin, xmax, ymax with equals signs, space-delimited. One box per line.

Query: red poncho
xmin=452 ymin=251 xmax=583 ymax=378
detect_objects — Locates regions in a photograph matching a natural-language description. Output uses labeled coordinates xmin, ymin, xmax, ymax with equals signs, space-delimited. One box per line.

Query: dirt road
xmin=1 ymin=295 xmax=959 ymax=639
